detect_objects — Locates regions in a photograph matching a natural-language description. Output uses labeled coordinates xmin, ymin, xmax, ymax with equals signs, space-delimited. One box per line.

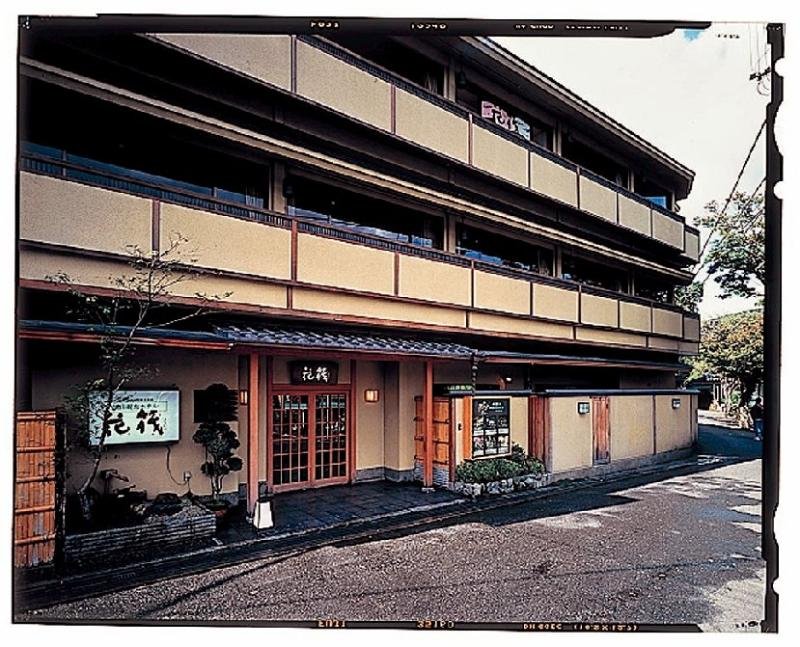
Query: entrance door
xmin=592 ymin=396 xmax=611 ymax=464
xmin=414 ymin=396 xmax=452 ymax=484
xmin=271 ymin=391 xmax=349 ymax=491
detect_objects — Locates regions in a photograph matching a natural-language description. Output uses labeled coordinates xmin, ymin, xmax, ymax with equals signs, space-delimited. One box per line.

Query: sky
xmin=495 ymin=22 xmax=770 ymax=320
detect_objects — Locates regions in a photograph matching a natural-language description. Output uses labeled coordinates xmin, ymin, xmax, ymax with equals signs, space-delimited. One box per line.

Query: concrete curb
xmin=15 ymin=450 xmax=736 ymax=613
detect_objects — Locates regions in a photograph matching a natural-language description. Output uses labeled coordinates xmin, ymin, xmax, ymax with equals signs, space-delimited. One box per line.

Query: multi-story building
xmin=16 ymin=28 xmax=700 ymax=521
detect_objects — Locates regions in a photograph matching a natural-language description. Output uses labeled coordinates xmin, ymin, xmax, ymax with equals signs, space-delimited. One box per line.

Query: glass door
xmin=271 ymin=391 xmax=349 ymax=491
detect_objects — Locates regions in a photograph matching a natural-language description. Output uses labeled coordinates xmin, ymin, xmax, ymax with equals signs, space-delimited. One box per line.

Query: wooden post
xmin=423 ymin=361 xmax=434 ymax=488
xmin=247 ymin=352 xmax=260 ymax=512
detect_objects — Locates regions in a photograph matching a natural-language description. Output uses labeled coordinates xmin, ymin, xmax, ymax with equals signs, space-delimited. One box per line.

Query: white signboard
xmin=89 ymin=390 xmax=180 ymax=445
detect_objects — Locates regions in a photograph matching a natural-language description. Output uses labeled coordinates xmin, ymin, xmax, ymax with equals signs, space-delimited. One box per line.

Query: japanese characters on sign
xmin=289 ymin=361 xmax=339 ymax=386
xmin=472 ymin=398 xmax=511 ymax=457
xmin=480 ymin=100 xmax=531 ymax=141
xmin=88 ymin=390 xmax=180 ymax=445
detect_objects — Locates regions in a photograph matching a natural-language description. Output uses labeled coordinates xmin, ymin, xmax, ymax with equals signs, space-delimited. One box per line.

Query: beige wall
xmin=620 ymin=301 xmax=652 ymax=333
xmin=652 ymin=308 xmax=683 ymax=337
xmin=533 ymin=284 xmax=579 ymax=322
xmin=471 ymin=125 xmax=528 ymax=186
xmin=296 ymin=233 xmax=395 ymax=295
xmin=609 ymin=395 xmax=654 ymax=460
xmin=473 ymin=270 xmax=530 ymax=315
xmin=549 ymin=397 xmax=593 ymax=473
xmin=655 ymin=394 xmax=693 ymax=453
xmin=652 ymin=211 xmax=685 ymax=249
xmin=530 ymin=153 xmax=578 ymax=207
xmin=469 ymin=312 xmax=572 ymax=340
xmin=397 ymin=255 xmax=471 ymax=306
xmin=292 ymin=288 xmax=467 ymax=328
xmin=20 ymin=173 xmax=152 ymax=255
xmin=394 ymin=89 xmax=469 ymax=162
xmin=510 ymin=397 xmax=529 ymax=454
xmin=380 ymin=362 xmax=423 ymax=474
xmin=575 ymin=328 xmax=647 ymax=347
xmin=296 ymin=41 xmax=392 ymax=131
xmin=684 ymin=230 xmax=700 ymax=261
xmin=31 ymin=347 xmax=243 ymax=497
xmin=152 ymin=34 xmax=292 ymax=90
xmin=649 ymin=336 xmax=680 ymax=351
xmin=579 ymin=176 xmax=617 ymax=223
xmin=161 ymin=204 xmax=292 ymax=280
xmin=684 ymin=316 xmax=701 ymax=342
xmin=618 ymin=196 xmax=651 ymax=236
xmin=355 ymin=361 xmax=385 ymax=470
xmin=580 ymin=293 xmax=618 ymax=327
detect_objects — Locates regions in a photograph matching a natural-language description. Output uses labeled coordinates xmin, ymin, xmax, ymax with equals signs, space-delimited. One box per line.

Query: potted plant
xmin=192 ymin=384 xmax=243 ymax=518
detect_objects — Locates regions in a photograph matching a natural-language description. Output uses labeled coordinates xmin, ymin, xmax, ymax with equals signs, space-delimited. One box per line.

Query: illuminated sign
xmin=481 ymin=100 xmax=531 ymax=141
xmin=289 ymin=361 xmax=339 ymax=385
xmin=89 ymin=390 xmax=180 ymax=445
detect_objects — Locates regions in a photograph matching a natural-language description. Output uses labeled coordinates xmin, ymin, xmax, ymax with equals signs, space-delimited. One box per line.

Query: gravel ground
xmin=20 ymin=426 xmax=766 ymax=630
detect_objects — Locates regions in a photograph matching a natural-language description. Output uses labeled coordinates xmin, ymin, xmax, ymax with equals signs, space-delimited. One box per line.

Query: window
xmin=472 ymin=398 xmax=511 ymax=458
xmin=288 ymin=176 xmax=444 ymax=249
xmin=561 ymin=254 xmax=629 ymax=293
xmin=327 ymin=36 xmax=445 ymax=95
xmin=456 ymin=79 xmax=554 ymax=150
xmin=561 ymin=136 xmax=628 ymax=187
xmin=456 ymin=224 xmax=553 ymax=275
xmin=634 ymin=275 xmax=675 ymax=303
xmin=634 ymin=174 xmax=673 ymax=210
xmin=21 ymin=85 xmax=268 ymax=211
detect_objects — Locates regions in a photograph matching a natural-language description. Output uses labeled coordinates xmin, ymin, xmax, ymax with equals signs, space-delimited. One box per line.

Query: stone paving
xmin=216 ymin=481 xmax=463 ymax=544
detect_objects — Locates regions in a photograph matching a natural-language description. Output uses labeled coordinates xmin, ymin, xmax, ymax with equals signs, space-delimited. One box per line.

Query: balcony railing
xmin=18 ymin=153 xmax=700 ymax=348
xmin=289 ymin=36 xmax=699 ymax=259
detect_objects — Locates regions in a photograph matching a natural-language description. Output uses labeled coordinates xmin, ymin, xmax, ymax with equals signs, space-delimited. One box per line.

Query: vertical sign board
xmin=472 ymin=398 xmax=511 ymax=457
xmin=88 ymin=390 xmax=180 ymax=445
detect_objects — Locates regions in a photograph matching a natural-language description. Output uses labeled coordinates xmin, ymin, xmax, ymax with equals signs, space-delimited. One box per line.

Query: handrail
xmin=300 ymin=36 xmax=689 ymax=227
xmin=19 ymin=152 xmax=691 ymax=316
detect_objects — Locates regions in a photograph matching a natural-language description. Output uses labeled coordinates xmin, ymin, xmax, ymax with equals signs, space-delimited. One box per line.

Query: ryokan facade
xmin=16 ymin=30 xmax=701 ymax=519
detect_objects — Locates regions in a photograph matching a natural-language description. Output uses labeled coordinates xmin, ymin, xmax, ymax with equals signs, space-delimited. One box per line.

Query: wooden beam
xmin=463 ymin=395 xmax=473 ymax=461
xmin=247 ymin=352 xmax=260 ymax=512
xmin=423 ymin=361 xmax=434 ymax=488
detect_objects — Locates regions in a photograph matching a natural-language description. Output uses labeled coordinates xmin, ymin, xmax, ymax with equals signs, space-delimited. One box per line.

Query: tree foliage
xmin=687 ymin=309 xmax=763 ymax=411
xmin=675 ymin=281 xmax=704 ymax=314
xmin=696 ymin=191 xmax=765 ymax=300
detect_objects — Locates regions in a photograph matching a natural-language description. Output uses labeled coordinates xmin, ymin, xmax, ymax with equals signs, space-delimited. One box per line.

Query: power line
xmin=692 ymin=119 xmax=766 ymax=274
xmin=698 ymin=175 xmax=765 ymax=286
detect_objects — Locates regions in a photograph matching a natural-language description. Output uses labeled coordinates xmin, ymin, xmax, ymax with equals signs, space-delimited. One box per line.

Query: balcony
xmin=17 ymin=155 xmax=700 ymax=354
xmin=150 ymin=33 xmax=701 ymax=262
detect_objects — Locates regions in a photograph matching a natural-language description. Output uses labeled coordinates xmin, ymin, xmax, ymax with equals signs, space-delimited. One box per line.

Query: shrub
xmin=455 ymin=446 xmax=545 ymax=484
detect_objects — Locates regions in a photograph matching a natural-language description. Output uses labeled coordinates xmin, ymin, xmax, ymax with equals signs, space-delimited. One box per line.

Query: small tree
xmin=685 ymin=309 xmax=763 ymax=416
xmin=192 ymin=384 xmax=243 ymax=501
xmin=52 ymin=235 xmax=229 ymax=521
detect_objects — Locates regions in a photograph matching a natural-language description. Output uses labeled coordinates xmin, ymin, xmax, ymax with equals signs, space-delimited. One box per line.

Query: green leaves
xmin=697 ymin=191 xmax=765 ymax=300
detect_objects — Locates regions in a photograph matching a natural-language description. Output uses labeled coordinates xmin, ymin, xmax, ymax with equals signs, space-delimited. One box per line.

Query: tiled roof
xmin=211 ymin=324 xmax=475 ymax=358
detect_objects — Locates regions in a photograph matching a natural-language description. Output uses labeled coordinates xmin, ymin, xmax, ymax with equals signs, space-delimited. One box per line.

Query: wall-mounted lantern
xmin=238 ymin=390 xmax=249 ymax=406
xmin=672 ymin=398 xmax=681 ymax=409
xmin=577 ymin=401 xmax=590 ymax=415
xmin=364 ymin=389 xmax=380 ymax=403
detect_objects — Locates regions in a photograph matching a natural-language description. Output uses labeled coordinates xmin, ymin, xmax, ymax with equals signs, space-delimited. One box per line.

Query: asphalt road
xmin=21 ymin=424 xmax=766 ymax=630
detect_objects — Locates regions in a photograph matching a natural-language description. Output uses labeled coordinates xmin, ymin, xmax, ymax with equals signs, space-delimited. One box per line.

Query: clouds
xmin=495 ymin=23 xmax=769 ymax=318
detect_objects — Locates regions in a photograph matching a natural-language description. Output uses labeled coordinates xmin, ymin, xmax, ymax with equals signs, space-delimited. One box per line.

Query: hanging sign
xmin=481 ymin=100 xmax=531 ymax=141
xmin=289 ymin=361 xmax=339 ymax=385
xmin=88 ymin=390 xmax=180 ymax=445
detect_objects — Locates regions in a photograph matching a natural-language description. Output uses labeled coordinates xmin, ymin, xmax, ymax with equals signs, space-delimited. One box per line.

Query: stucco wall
xmin=394 ymin=89 xmax=469 ymax=162
xmin=31 ymin=347 xmax=243 ymax=498
xmin=355 ymin=361 xmax=385 ymax=470
xmin=548 ymin=397 xmax=593 ymax=473
xmin=655 ymin=394 xmax=693 ymax=453
xmin=609 ymin=395 xmax=654 ymax=460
